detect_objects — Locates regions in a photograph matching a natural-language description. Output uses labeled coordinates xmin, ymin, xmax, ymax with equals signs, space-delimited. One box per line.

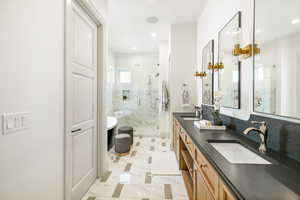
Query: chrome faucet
xmin=243 ymin=121 xmax=268 ymax=153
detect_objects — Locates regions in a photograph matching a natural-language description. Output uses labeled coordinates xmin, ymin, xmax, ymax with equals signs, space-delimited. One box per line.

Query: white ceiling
xmin=109 ymin=0 xmax=207 ymax=53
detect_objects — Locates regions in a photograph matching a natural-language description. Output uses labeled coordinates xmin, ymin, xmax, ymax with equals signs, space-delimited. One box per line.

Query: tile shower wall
xmin=112 ymin=53 xmax=159 ymax=132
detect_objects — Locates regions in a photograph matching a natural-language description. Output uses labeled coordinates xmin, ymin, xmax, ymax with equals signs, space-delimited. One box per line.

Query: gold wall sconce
xmin=232 ymin=44 xmax=261 ymax=59
xmin=208 ymin=62 xmax=224 ymax=71
xmin=197 ymin=62 xmax=224 ymax=77
xmin=253 ymin=44 xmax=261 ymax=55
xmin=194 ymin=71 xmax=207 ymax=78
xmin=208 ymin=62 xmax=214 ymax=70
xmin=215 ymin=62 xmax=224 ymax=70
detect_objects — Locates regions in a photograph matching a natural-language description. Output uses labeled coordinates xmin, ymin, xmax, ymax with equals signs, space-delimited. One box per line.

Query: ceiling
xmin=109 ymin=0 xmax=207 ymax=53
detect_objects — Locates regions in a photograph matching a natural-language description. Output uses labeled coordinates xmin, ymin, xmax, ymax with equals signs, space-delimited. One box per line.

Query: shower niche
xmin=122 ymin=90 xmax=130 ymax=101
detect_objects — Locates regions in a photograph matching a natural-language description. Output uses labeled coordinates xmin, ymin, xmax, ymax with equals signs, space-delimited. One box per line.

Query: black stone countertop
xmin=174 ymin=112 xmax=300 ymax=200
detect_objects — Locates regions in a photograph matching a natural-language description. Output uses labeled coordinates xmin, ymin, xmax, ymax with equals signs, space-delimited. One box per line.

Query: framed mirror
xmin=254 ymin=0 xmax=300 ymax=119
xmin=218 ymin=12 xmax=241 ymax=109
xmin=202 ymin=40 xmax=214 ymax=105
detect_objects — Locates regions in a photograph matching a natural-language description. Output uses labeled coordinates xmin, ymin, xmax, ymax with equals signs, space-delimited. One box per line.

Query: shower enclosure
xmin=111 ymin=54 xmax=160 ymax=137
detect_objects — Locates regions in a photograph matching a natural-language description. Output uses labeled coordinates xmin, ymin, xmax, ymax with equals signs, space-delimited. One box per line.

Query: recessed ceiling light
xmin=291 ymin=19 xmax=300 ymax=24
xmin=151 ymin=32 xmax=157 ymax=37
xmin=132 ymin=47 xmax=137 ymax=51
xmin=146 ymin=16 xmax=159 ymax=24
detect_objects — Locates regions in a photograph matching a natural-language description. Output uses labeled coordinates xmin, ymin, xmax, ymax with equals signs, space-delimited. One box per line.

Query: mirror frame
xmin=252 ymin=0 xmax=300 ymax=120
xmin=202 ymin=40 xmax=214 ymax=105
xmin=218 ymin=11 xmax=242 ymax=109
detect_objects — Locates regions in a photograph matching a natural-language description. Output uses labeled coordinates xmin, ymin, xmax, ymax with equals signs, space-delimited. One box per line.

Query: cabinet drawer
xmin=185 ymin=135 xmax=195 ymax=158
xmin=196 ymin=148 xmax=206 ymax=168
xmin=196 ymin=149 xmax=219 ymax=200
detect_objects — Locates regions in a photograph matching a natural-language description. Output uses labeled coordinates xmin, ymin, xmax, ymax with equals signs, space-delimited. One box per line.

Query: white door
xmin=66 ymin=2 xmax=98 ymax=200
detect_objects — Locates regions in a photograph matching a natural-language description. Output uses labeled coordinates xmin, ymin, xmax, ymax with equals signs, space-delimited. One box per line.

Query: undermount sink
xmin=209 ymin=141 xmax=271 ymax=165
xmin=181 ymin=116 xmax=201 ymax=121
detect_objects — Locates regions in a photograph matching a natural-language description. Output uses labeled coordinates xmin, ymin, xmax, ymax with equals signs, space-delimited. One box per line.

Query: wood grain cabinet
xmin=219 ymin=181 xmax=236 ymax=200
xmin=195 ymin=166 xmax=215 ymax=200
xmin=196 ymin=149 xmax=219 ymax=199
xmin=173 ymin=119 xmax=180 ymax=160
xmin=172 ymin=117 xmax=236 ymax=200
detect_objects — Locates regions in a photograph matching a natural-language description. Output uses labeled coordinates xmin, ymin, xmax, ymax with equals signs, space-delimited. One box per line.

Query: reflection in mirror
xmin=254 ymin=0 xmax=300 ymax=118
xmin=218 ymin=12 xmax=241 ymax=109
xmin=202 ymin=40 xmax=214 ymax=105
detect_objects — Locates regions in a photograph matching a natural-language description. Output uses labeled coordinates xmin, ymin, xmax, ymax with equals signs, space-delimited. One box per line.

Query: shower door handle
xmin=137 ymin=96 xmax=141 ymax=105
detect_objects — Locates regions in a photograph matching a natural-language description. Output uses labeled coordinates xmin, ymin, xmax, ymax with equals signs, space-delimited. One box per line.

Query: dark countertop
xmin=173 ymin=112 xmax=300 ymax=200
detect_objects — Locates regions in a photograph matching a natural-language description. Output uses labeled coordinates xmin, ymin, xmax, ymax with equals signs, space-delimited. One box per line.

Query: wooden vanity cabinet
xmin=172 ymin=118 xmax=236 ymax=200
xmin=173 ymin=120 xmax=180 ymax=160
xmin=195 ymin=164 xmax=215 ymax=200
xmin=196 ymin=149 xmax=219 ymax=199
xmin=219 ymin=181 xmax=236 ymax=200
xmin=186 ymin=134 xmax=195 ymax=159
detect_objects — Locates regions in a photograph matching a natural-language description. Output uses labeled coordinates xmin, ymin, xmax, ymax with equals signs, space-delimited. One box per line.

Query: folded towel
xmin=199 ymin=120 xmax=212 ymax=127
xmin=194 ymin=121 xmax=226 ymax=130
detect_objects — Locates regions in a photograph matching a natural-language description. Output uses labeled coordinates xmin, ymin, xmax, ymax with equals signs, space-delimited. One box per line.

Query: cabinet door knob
xmin=201 ymin=164 xmax=207 ymax=168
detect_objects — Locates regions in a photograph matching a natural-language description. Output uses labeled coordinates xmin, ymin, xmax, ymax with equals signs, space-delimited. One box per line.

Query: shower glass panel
xmin=112 ymin=54 xmax=159 ymax=136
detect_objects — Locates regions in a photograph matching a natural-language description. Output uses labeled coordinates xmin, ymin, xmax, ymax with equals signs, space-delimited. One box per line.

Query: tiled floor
xmin=134 ymin=126 xmax=160 ymax=137
xmin=82 ymin=136 xmax=188 ymax=200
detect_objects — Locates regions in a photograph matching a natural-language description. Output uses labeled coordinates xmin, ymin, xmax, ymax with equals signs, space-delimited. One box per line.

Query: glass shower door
xmin=113 ymin=65 xmax=159 ymax=137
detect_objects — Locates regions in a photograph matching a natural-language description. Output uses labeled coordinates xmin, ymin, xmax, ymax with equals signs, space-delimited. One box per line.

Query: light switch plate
xmin=2 ymin=112 xmax=29 ymax=135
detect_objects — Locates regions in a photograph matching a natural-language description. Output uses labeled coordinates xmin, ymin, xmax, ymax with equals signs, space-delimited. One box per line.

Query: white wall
xmin=197 ymin=0 xmax=254 ymax=120
xmin=94 ymin=0 xmax=108 ymax=19
xmin=158 ymin=41 xmax=170 ymax=136
xmin=170 ymin=23 xmax=198 ymax=114
xmin=0 ymin=0 xmax=107 ymax=199
xmin=107 ymin=49 xmax=116 ymax=115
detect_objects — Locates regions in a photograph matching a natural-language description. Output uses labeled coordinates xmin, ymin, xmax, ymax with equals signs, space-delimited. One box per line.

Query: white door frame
xmin=64 ymin=0 xmax=108 ymax=199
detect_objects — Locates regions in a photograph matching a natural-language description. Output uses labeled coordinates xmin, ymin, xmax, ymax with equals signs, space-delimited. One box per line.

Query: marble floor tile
xmin=151 ymin=175 xmax=185 ymax=186
xmin=172 ymin=181 xmax=189 ymax=199
xmin=151 ymin=152 xmax=181 ymax=174
xmin=86 ymin=181 xmax=116 ymax=198
xmin=121 ymin=184 xmax=164 ymax=199
xmin=81 ymin=136 xmax=188 ymax=200
xmin=134 ymin=126 xmax=160 ymax=137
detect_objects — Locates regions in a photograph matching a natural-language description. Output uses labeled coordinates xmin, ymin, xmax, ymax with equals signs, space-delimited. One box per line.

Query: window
xmin=232 ymin=70 xmax=239 ymax=83
xmin=119 ymin=70 xmax=131 ymax=83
